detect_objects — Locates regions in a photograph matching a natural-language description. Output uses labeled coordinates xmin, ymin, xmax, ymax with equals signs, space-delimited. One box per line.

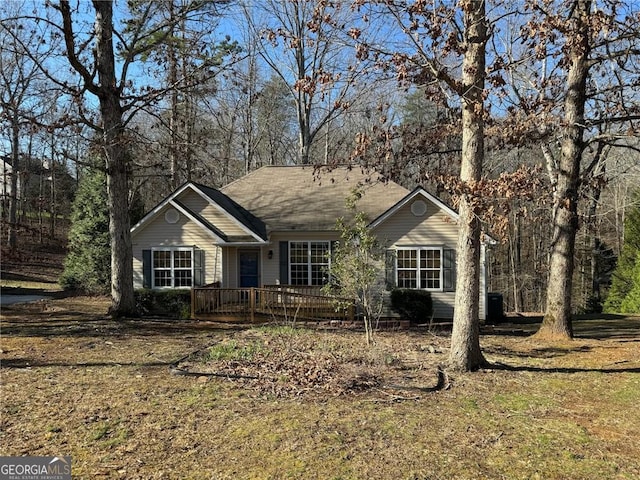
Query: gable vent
xmin=411 ymin=200 xmax=427 ymax=217
xmin=165 ymin=208 xmax=180 ymax=224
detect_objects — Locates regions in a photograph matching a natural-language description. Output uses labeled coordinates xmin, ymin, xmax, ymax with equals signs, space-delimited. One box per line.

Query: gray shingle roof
xmin=220 ymin=166 xmax=411 ymax=232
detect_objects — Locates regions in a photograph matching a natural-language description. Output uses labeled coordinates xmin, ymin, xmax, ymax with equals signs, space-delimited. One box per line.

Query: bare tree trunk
xmin=168 ymin=0 xmax=180 ymax=189
xmin=536 ymin=1 xmax=591 ymax=340
xmin=92 ymin=0 xmax=135 ymax=317
xmin=449 ymin=0 xmax=487 ymax=372
xmin=298 ymin=90 xmax=312 ymax=165
xmin=49 ymin=131 xmax=56 ymax=237
xmin=7 ymin=115 xmax=19 ymax=248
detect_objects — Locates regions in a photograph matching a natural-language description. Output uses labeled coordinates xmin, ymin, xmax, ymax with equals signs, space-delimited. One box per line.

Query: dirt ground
xmin=1 ymin=233 xmax=640 ymax=479
xmin=1 ymin=294 xmax=640 ymax=479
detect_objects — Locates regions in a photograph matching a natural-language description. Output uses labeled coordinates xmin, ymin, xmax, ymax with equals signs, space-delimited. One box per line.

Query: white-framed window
xmin=396 ymin=247 xmax=451 ymax=291
xmin=151 ymin=247 xmax=199 ymax=288
xmin=289 ymin=241 xmax=330 ymax=286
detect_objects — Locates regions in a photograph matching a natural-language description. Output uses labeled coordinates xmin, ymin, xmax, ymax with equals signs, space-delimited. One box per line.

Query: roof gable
xmin=131 ymin=183 xmax=267 ymax=243
xmin=368 ymin=186 xmax=459 ymax=229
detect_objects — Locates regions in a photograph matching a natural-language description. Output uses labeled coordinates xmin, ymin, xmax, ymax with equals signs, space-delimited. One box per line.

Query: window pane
xmin=420 ymin=270 xmax=440 ymax=289
xmin=174 ymin=269 xmax=192 ymax=287
xmin=290 ymin=264 xmax=308 ymax=285
xmin=310 ymin=242 xmax=329 ymax=264
xmin=397 ymin=249 xmax=417 ymax=269
xmin=153 ymin=251 xmax=171 ymax=268
xmin=420 ymin=249 xmax=441 ymax=290
xmin=174 ymin=251 xmax=192 ymax=268
xmin=154 ymin=269 xmax=171 ymax=287
xmin=398 ymin=270 xmax=417 ymax=288
xmin=424 ymin=249 xmax=441 ymax=269
xmin=290 ymin=242 xmax=307 ymax=263
xmin=310 ymin=264 xmax=328 ymax=286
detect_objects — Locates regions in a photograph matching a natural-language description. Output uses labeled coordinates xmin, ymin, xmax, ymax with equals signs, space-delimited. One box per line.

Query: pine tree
xmin=605 ymin=190 xmax=640 ymax=313
xmin=60 ymin=169 xmax=111 ymax=294
xmin=619 ymin=253 xmax=640 ymax=314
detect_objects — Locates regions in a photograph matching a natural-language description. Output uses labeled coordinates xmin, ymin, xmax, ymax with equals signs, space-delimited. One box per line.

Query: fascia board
xmin=223 ymin=241 xmax=270 ymax=246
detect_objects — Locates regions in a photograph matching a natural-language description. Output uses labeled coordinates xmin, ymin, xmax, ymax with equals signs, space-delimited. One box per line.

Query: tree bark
xmin=168 ymin=0 xmax=180 ymax=190
xmin=536 ymin=0 xmax=591 ymax=340
xmin=7 ymin=115 xmax=19 ymax=248
xmin=92 ymin=0 xmax=136 ymax=317
xmin=449 ymin=0 xmax=487 ymax=372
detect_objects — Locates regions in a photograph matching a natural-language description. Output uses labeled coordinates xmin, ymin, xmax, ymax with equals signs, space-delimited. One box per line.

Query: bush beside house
xmin=135 ymin=289 xmax=191 ymax=319
xmin=390 ymin=289 xmax=433 ymax=324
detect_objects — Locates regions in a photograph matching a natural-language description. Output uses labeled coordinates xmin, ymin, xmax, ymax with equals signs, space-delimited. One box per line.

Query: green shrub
xmin=619 ymin=252 xmax=640 ymax=314
xmin=390 ymin=289 xmax=433 ymax=324
xmin=135 ymin=289 xmax=191 ymax=319
xmin=605 ymin=189 xmax=640 ymax=313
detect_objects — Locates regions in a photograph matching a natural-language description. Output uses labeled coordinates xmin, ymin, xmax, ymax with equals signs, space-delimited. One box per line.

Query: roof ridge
xmin=220 ymin=165 xmax=325 ymax=190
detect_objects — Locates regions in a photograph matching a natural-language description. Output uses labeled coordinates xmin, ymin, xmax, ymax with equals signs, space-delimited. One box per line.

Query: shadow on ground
xmin=483 ymin=314 xmax=640 ymax=341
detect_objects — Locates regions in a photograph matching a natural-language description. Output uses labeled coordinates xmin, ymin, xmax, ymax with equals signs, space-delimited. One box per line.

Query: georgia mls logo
xmin=0 ymin=456 xmax=71 ymax=480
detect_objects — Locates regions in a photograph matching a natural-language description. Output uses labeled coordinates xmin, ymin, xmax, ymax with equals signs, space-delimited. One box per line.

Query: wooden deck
xmin=191 ymin=285 xmax=355 ymax=324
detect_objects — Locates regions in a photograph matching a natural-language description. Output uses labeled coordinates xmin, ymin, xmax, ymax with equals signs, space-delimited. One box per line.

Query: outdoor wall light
xmin=268 ymin=250 xmax=273 ymax=259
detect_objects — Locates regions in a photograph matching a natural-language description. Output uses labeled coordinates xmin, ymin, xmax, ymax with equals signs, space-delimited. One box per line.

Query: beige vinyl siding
xmin=177 ymin=190 xmax=250 ymax=238
xmin=131 ymin=204 xmax=222 ymax=289
xmin=430 ymin=292 xmax=456 ymax=319
xmin=373 ymin=199 xmax=458 ymax=247
xmin=261 ymin=237 xmax=280 ymax=286
xmin=373 ymin=198 xmax=487 ymax=321
xmin=223 ymin=248 xmax=238 ymax=288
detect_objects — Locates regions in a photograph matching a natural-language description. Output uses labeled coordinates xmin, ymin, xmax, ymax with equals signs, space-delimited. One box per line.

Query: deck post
xmin=191 ymin=288 xmax=196 ymax=320
xmin=250 ymin=288 xmax=256 ymax=323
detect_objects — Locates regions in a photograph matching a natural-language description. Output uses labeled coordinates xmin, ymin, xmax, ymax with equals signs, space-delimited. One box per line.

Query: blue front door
xmin=239 ymin=250 xmax=260 ymax=288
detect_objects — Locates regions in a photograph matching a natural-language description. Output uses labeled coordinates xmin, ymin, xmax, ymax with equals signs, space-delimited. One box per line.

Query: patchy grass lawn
xmin=1 ymin=297 xmax=639 ymax=479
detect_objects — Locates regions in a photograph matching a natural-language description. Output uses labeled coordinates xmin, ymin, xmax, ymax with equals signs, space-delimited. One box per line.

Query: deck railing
xmin=191 ymin=286 xmax=355 ymax=323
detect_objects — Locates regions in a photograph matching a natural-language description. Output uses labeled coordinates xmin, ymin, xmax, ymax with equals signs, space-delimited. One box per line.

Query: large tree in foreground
xmin=448 ymin=0 xmax=488 ymax=370
xmin=353 ymin=0 xmax=490 ymax=370
xmin=55 ymin=0 xmax=135 ymax=316
xmin=510 ymin=0 xmax=640 ymax=339
xmin=537 ymin=0 xmax=592 ymax=339
xmin=41 ymin=0 xmax=226 ymax=316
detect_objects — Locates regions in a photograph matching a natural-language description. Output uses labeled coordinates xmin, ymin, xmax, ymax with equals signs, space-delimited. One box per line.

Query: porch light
xmin=268 ymin=250 xmax=273 ymax=259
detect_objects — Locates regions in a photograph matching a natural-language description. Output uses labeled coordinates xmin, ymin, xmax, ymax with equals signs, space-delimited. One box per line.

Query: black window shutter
xmin=385 ymin=249 xmax=397 ymax=290
xmin=279 ymin=241 xmax=289 ymax=284
xmin=443 ymin=248 xmax=456 ymax=291
xmin=330 ymin=240 xmax=339 ymax=256
xmin=193 ymin=249 xmax=204 ymax=286
xmin=142 ymin=249 xmax=152 ymax=288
